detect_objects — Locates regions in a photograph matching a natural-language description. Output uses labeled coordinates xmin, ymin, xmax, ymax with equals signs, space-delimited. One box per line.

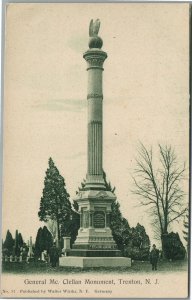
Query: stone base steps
xmin=59 ymin=256 xmax=131 ymax=268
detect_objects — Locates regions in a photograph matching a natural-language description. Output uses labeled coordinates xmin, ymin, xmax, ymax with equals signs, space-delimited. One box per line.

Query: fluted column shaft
xmin=83 ymin=49 xmax=107 ymax=189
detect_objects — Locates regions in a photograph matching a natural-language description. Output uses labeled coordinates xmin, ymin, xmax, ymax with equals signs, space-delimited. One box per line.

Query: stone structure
xmin=60 ymin=19 xmax=131 ymax=267
xmin=70 ymin=19 xmax=119 ymax=257
xmin=62 ymin=237 xmax=71 ymax=256
xmin=28 ymin=236 xmax=33 ymax=258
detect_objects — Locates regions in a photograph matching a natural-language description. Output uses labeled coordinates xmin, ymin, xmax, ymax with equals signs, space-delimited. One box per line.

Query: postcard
xmin=0 ymin=3 xmax=189 ymax=298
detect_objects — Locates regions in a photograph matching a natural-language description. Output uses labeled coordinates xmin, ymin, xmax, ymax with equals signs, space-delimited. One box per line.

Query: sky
xmin=2 ymin=3 xmax=189 ymax=247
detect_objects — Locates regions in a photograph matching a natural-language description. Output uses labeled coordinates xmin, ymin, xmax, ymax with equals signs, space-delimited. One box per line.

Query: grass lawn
xmin=2 ymin=259 xmax=188 ymax=274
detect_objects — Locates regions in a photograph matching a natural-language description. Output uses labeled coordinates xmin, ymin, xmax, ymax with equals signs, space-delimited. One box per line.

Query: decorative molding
xmin=89 ymin=237 xmax=113 ymax=241
xmin=83 ymin=50 xmax=107 ymax=61
xmin=87 ymin=93 xmax=103 ymax=100
xmin=88 ymin=120 xmax=102 ymax=125
xmin=89 ymin=245 xmax=116 ymax=249
xmin=96 ymin=191 xmax=107 ymax=198
xmin=84 ymin=53 xmax=107 ymax=68
xmin=84 ymin=53 xmax=107 ymax=70
xmin=86 ymin=57 xmax=104 ymax=65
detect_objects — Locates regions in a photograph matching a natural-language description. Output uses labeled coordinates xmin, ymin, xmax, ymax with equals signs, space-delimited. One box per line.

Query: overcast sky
xmin=3 ymin=3 xmax=189 ymax=247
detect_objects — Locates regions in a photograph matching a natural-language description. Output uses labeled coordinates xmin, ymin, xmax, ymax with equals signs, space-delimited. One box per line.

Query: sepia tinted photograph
xmin=1 ymin=2 xmax=190 ymax=298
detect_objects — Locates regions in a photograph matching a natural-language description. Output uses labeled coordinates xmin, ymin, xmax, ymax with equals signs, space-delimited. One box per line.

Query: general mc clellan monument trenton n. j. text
xmin=60 ymin=19 xmax=131 ymax=268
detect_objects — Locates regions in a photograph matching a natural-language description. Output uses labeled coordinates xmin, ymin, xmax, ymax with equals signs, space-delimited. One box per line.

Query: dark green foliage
xmin=3 ymin=230 xmax=14 ymax=255
xmin=34 ymin=227 xmax=43 ymax=259
xmin=60 ymin=210 xmax=80 ymax=247
xmin=13 ymin=230 xmax=24 ymax=257
xmin=18 ymin=233 xmax=24 ymax=248
xmin=163 ymin=232 xmax=186 ymax=260
xmin=14 ymin=230 xmax=20 ymax=257
xmin=70 ymin=210 xmax=80 ymax=246
xmin=110 ymin=199 xmax=131 ymax=251
xmin=103 ymin=171 xmax=131 ymax=250
xmin=183 ymin=212 xmax=189 ymax=254
xmin=125 ymin=247 xmax=150 ymax=261
xmin=22 ymin=243 xmax=29 ymax=251
xmin=124 ymin=224 xmax=150 ymax=261
xmin=21 ymin=243 xmax=29 ymax=261
xmin=42 ymin=226 xmax=53 ymax=254
xmin=110 ymin=205 xmax=150 ymax=260
xmin=38 ymin=158 xmax=72 ymax=243
xmin=3 ymin=230 xmax=24 ymax=258
xmin=103 ymin=171 xmax=150 ymax=259
xmin=63 ymin=210 xmax=80 ymax=246
xmin=34 ymin=226 xmax=53 ymax=259
xmin=73 ymin=200 xmax=79 ymax=212
xmin=132 ymin=223 xmax=150 ymax=249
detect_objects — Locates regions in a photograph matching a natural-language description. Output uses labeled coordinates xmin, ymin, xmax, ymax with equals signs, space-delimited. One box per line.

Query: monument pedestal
xmin=72 ymin=189 xmax=120 ymax=255
xmin=59 ymin=188 xmax=130 ymax=268
xmin=59 ymin=256 xmax=131 ymax=268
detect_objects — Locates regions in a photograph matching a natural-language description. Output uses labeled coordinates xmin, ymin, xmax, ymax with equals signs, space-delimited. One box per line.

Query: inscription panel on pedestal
xmin=84 ymin=211 xmax=89 ymax=228
xmin=93 ymin=211 xmax=105 ymax=228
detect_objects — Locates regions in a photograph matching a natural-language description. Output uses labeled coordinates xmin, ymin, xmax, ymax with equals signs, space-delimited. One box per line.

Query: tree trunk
xmin=56 ymin=219 xmax=60 ymax=248
xmin=161 ymin=232 xmax=169 ymax=259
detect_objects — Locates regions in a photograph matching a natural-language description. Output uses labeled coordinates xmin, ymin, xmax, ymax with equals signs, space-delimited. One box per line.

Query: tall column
xmin=70 ymin=20 xmax=120 ymax=258
xmin=83 ymin=34 xmax=107 ymax=190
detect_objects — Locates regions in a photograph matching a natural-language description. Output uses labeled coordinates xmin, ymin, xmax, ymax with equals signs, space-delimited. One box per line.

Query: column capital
xmin=83 ymin=49 xmax=107 ymax=70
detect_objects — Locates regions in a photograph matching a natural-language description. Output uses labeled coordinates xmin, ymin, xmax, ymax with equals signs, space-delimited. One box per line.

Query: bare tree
xmin=132 ymin=143 xmax=187 ymax=255
xmin=182 ymin=209 xmax=189 ymax=256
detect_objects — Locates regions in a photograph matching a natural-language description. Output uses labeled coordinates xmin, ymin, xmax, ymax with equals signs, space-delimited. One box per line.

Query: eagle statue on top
xmin=88 ymin=19 xmax=103 ymax=49
xmin=89 ymin=19 xmax=100 ymax=37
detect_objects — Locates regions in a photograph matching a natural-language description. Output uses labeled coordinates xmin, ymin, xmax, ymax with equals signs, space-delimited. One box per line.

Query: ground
xmin=2 ymin=259 xmax=188 ymax=274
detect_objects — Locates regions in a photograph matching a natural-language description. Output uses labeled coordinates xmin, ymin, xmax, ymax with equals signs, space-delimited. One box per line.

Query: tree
xmin=42 ymin=226 xmax=53 ymax=255
xmin=124 ymin=223 xmax=150 ymax=261
xmin=14 ymin=230 xmax=20 ymax=257
xmin=34 ymin=227 xmax=43 ymax=259
xmin=132 ymin=144 xmax=186 ymax=257
xmin=60 ymin=210 xmax=80 ymax=247
xmin=182 ymin=210 xmax=189 ymax=255
xmin=18 ymin=233 xmax=24 ymax=248
xmin=38 ymin=158 xmax=72 ymax=247
xmin=34 ymin=226 xmax=53 ymax=260
xmin=164 ymin=232 xmax=186 ymax=260
xmin=3 ymin=230 xmax=14 ymax=255
xmin=131 ymin=223 xmax=150 ymax=249
xmin=110 ymin=199 xmax=131 ymax=250
xmin=104 ymin=170 xmax=151 ymax=258
xmin=46 ymin=218 xmax=57 ymax=242
xmin=103 ymin=170 xmax=131 ymax=251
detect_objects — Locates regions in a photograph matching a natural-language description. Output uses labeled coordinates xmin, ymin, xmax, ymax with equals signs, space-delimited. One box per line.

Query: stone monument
xmin=28 ymin=236 xmax=34 ymax=258
xmin=60 ymin=19 xmax=131 ymax=268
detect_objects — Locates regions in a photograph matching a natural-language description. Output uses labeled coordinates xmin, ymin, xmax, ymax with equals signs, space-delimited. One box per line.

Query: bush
xmin=124 ymin=246 xmax=150 ymax=261
xmin=123 ymin=224 xmax=150 ymax=261
xmin=163 ymin=232 xmax=186 ymax=260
